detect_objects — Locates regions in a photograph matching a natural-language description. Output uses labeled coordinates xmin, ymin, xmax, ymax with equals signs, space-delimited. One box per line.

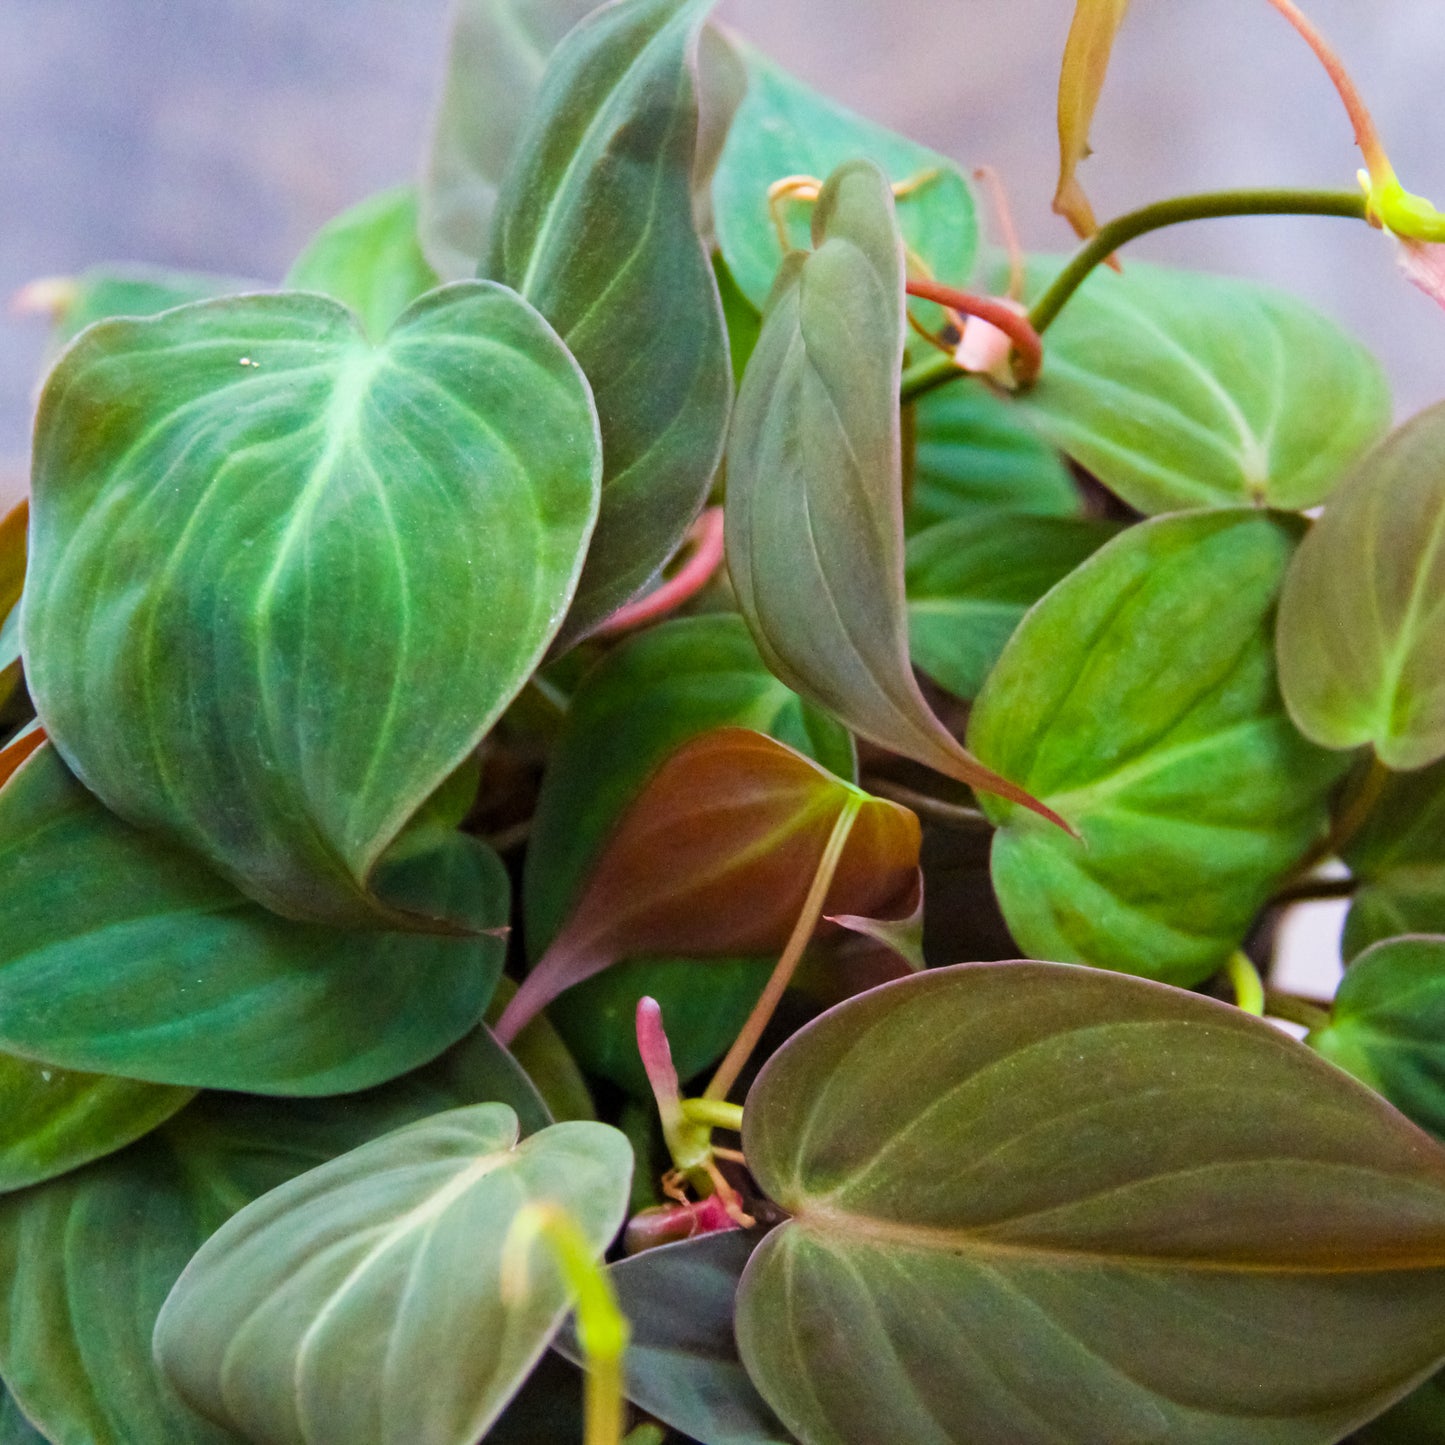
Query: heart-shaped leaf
xmin=906 ymin=513 xmax=1120 ymax=700
xmin=557 ymin=1231 xmax=797 ymax=1445
xmin=486 ymin=0 xmax=730 ymax=644
xmin=24 ymin=283 xmax=600 ymax=926
xmin=154 ymin=1106 xmax=633 ymax=1445
xmin=1053 ymin=0 xmax=1131 ymax=237
xmin=0 ymin=1052 xmax=193 ymax=1194
xmin=1341 ymin=759 xmax=1445 ymax=958
xmin=285 ymin=187 xmax=438 ymax=339
xmin=737 ymin=961 xmax=1445 ymax=1445
xmin=1013 ymin=257 xmax=1391 ymax=514
xmin=726 ymin=160 xmax=1052 ymax=820
xmin=968 ymin=510 xmax=1349 ymax=985
xmin=712 ymin=45 xmax=977 ymax=314
xmin=0 ymin=745 xmax=509 ymax=1094
xmin=418 ymin=0 xmax=602 ymax=279
xmin=1311 ymin=937 xmax=1445 ymax=1139
xmin=0 ymin=1068 xmax=505 ymax=1445
xmin=1277 ymin=401 xmax=1445 ymax=770
xmin=907 ymin=383 xmax=1079 ymax=532
xmin=497 ymin=727 xmax=919 ymax=1042
xmin=523 ymin=614 xmax=853 ymax=1090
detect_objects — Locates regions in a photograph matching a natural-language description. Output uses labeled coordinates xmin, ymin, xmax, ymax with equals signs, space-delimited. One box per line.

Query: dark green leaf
xmin=0 ymin=1052 xmax=192 ymax=1194
xmin=907 ymin=382 xmax=1080 ymax=532
xmin=1277 ymin=401 xmax=1445 ymax=769
xmin=712 ymin=45 xmax=977 ymax=313
xmin=738 ymin=962 xmax=1445 ymax=1445
xmin=486 ymin=0 xmax=730 ymax=644
xmin=726 ymin=160 xmax=1051 ymax=819
xmin=285 ymin=187 xmax=438 ymax=338
xmin=524 ymin=614 xmax=851 ymax=1091
xmin=1342 ymin=759 xmax=1445 ymax=958
xmin=0 ymin=1386 xmax=45 ymax=1445
xmin=25 ymin=284 xmax=600 ymax=926
xmin=906 ymin=513 xmax=1120 ymax=700
xmin=968 ymin=510 xmax=1348 ymax=985
xmin=0 ymin=745 xmax=509 ymax=1094
xmin=557 ymin=1231 xmax=796 ymax=1445
xmin=1355 ymin=1370 xmax=1445 ymax=1443
xmin=418 ymin=0 xmax=602 ymax=279
xmin=1013 ymin=257 xmax=1391 ymax=514
xmin=155 ymin=1107 xmax=633 ymax=1445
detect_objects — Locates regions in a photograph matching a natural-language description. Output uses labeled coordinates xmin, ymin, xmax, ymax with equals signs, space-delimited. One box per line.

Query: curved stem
xmin=1265 ymin=989 xmax=1332 ymax=1034
xmin=866 ymin=778 xmax=992 ymax=832
xmin=594 ymin=507 xmax=726 ymax=636
xmin=904 ymin=279 xmax=1043 ymax=385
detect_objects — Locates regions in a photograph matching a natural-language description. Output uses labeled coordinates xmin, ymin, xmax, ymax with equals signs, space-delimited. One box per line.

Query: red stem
xmin=904 ymin=280 xmax=1044 ymax=385
xmin=594 ymin=506 xmax=726 ymax=636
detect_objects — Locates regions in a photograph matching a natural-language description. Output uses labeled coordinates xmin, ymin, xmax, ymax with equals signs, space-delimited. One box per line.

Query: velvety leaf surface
xmin=0 ymin=1052 xmax=192 ymax=1194
xmin=712 ymin=45 xmax=977 ymax=313
xmin=1013 ymin=257 xmax=1391 ymax=514
xmin=25 ymin=283 xmax=600 ymax=926
xmin=1053 ymin=0 xmax=1131 ymax=236
xmin=523 ymin=614 xmax=853 ymax=1090
xmin=738 ymin=962 xmax=1445 ymax=1445
xmin=906 ymin=513 xmax=1120 ymax=700
xmin=486 ymin=0 xmax=730 ymax=643
xmin=1342 ymin=759 xmax=1445 ymax=958
xmin=46 ymin=264 xmax=258 ymax=348
xmin=498 ymin=727 xmax=919 ymax=1042
xmin=418 ymin=0 xmax=601 ymax=279
xmin=285 ymin=187 xmax=438 ymax=338
xmin=1312 ymin=938 xmax=1445 ymax=1139
xmin=726 ymin=160 xmax=1048 ymax=817
xmin=907 ymin=383 xmax=1079 ymax=532
xmin=0 ymin=745 xmax=508 ymax=1094
xmin=1277 ymin=402 xmax=1445 ymax=769
xmin=154 ymin=1107 xmax=633 ymax=1445
xmin=557 ymin=1231 xmax=796 ymax=1445
xmin=968 ymin=510 xmax=1348 ymax=986
xmin=0 ymin=1071 xmax=498 ymax=1445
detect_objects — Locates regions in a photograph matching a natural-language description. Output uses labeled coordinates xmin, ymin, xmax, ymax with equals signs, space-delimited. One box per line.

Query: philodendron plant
xmin=8 ymin=0 xmax=1445 ymax=1440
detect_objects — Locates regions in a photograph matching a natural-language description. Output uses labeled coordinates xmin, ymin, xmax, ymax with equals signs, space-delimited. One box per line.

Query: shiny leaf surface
xmin=285 ymin=187 xmax=438 ymax=338
xmin=498 ymin=727 xmax=920 ymax=1041
xmin=1278 ymin=402 xmax=1445 ymax=769
xmin=1053 ymin=0 xmax=1131 ymax=236
xmin=486 ymin=0 xmax=730 ymax=643
xmin=0 ymin=746 xmax=508 ymax=1094
xmin=738 ymin=962 xmax=1445 ymax=1445
xmin=906 ymin=513 xmax=1119 ymax=700
xmin=1014 ymin=257 xmax=1391 ymax=514
xmin=155 ymin=1107 xmax=633 ymax=1445
xmin=726 ymin=160 xmax=1050 ymax=818
xmin=968 ymin=511 xmax=1348 ymax=985
xmin=25 ymin=284 xmax=600 ymax=925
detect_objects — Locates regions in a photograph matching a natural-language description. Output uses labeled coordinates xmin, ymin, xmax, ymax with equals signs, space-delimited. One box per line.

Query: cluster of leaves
xmin=4 ymin=0 xmax=1445 ymax=1442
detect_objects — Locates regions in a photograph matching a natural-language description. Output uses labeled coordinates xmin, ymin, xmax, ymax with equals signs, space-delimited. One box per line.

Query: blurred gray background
xmin=3 ymin=0 xmax=1443 ymax=504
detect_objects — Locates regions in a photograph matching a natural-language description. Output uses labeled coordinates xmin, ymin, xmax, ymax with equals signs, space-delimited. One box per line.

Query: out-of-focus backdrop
xmin=3 ymin=0 xmax=1443 ymax=504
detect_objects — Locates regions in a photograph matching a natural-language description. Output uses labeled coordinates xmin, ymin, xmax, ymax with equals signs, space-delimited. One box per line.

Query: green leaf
xmin=968 ymin=511 xmax=1348 ymax=986
xmin=0 ymin=1052 xmax=192 ymax=1194
xmin=0 ymin=745 xmax=509 ymax=1094
xmin=737 ymin=961 xmax=1445 ymax=1445
xmin=1277 ymin=402 xmax=1445 ymax=769
xmin=1013 ymin=257 xmax=1391 ymax=514
xmin=1053 ymin=0 xmax=1132 ymax=237
xmin=40 ymin=264 xmax=259 ymax=350
xmin=0 ymin=1386 xmax=45 ymax=1445
xmin=1311 ymin=937 xmax=1445 ymax=1139
xmin=907 ymin=382 xmax=1080 ymax=532
xmin=154 ymin=1106 xmax=633 ymax=1445
xmin=0 ymin=1073 xmax=500 ymax=1445
xmin=906 ymin=513 xmax=1120 ymax=700
xmin=523 ymin=614 xmax=853 ymax=1090
xmin=499 ymin=727 xmax=919 ymax=1041
xmin=418 ymin=0 xmax=602 ymax=279
xmin=557 ymin=1231 xmax=797 ymax=1445
xmin=285 ymin=187 xmax=439 ymax=339
xmin=1356 ymin=1370 xmax=1445 ymax=1443
xmin=712 ymin=45 xmax=977 ymax=313
xmin=726 ymin=160 xmax=1052 ymax=820
xmin=486 ymin=979 xmax=595 ymax=1126
xmin=1341 ymin=759 xmax=1445 ymax=958
xmin=24 ymin=283 xmax=601 ymax=926
xmin=486 ymin=0 xmax=730 ymax=644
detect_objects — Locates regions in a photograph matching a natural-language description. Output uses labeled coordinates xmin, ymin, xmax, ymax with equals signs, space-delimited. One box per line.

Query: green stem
xmin=898 ymin=188 xmax=1367 ymax=404
xmin=680 ymin=1098 xmax=745 ymax=1133
xmin=865 ymin=778 xmax=992 ymax=832
xmin=1265 ymin=989 xmax=1332 ymax=1034
xmin=1225 ymin=952 xmax=1266 ymax=1017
